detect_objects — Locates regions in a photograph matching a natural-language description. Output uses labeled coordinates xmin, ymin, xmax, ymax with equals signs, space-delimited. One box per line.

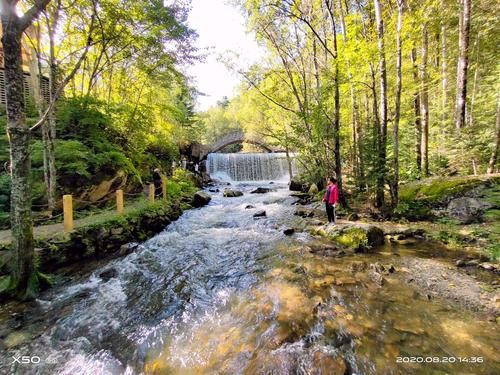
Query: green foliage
xmin=167 ymin=169 xmax=197 ymax=198
xmin=0 ymin=275 xmax=15 ymax=295
xmin=0 ymin=174 xmax=10 ymax=212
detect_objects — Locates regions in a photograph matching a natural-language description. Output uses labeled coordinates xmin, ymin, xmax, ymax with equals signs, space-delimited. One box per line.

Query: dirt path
xmin=0 ymin=200 xmax=149 ymax=245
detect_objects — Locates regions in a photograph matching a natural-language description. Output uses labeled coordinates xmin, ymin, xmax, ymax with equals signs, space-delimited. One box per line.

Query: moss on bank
xmin=396 ymin=174 xmax=500 ymax=221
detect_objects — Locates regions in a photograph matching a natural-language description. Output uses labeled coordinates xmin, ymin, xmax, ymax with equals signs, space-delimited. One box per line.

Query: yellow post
xmin=162 ymin=176 xmax=167 ymax=200
xmin=149 ymin=183 xmax=155 ymax=203
xmin=63 ymin=194 xmax=74 ymax=232
xmin=116 ymin=189 xmax=124 ymax=215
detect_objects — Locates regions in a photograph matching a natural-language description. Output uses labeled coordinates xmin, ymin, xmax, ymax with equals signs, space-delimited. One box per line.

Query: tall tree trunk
xmin=411 ymin=48 xmax=422 ymax=174
xmin=338 ymin=0 xmax=364 ymax=190
xmin=454 ymin=0 xmax=471 ymax=129
xmin=468 ymin=33 xmax=480 ymax=127
xmin=487 ymin=94 xmax=500 ymax=174
xmin=441 ymin=18 xmax=448 ymax=124
xmin=374 ymin=0 xmax=387 ymax=208
xmin=393 ymin=0 xmax=404 ymax=206
xmin=1 ymin=7 xmax=34 ymax=296
xmin=1 ymin=0 xmax=52 ymax=298
xmin=420 ymin=23 xmax=429 ymax=176
xmin=46 ymin=4 xmax=61 ymax=215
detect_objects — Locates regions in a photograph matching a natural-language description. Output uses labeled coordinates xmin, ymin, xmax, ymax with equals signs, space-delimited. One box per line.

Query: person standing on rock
xmin=322 ymin=177 xmax=339 ymax=224
xmin=153 ymin=168 xmax=163 ymax=198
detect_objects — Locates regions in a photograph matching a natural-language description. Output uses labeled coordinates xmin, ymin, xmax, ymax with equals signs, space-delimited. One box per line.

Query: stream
xmin=0 ymin=181 xmax=498 ymax=374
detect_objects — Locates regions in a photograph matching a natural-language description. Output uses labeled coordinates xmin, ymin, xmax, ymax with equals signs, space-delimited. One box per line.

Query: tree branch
xmin=19 ymin=0 xmax=52 ymax=32
xmin=30 ymin=13 xmax=96 ymax=132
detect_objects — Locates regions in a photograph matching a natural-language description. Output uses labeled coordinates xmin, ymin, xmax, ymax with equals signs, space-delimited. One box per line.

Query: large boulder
xmin=289 ymin=176 xmax=314 ymax=192
xmin=192 ymin=191 xmax=212 ymax=208
xmin=446 ymin=197 xmax=491 ymax=224
xmin=310 ymin=224 xmax=385 ymax=252
xmin=77 ymin=170 xmax=127 ymax=208
xmin=289 ymin=177 xmax=304 ymax=191
xmin=223 ymin=189 xmax=243 ymax=197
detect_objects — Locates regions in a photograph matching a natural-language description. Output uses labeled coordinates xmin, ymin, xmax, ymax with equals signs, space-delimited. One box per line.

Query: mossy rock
xmin=397 ymin=175 xmax=500 ymax=221
xmin=310 ymin=225 xmax=385 ymax=252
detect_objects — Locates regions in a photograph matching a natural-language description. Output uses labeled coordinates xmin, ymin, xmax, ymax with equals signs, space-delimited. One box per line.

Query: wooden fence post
xmin=162 ymin=176 xmax=167 ymax=200
xmin=63 ymin=194 xmax=73 ymax=232
xmin=116 ymin=189 xmax=124 ymax=215
xmin=149 ymin=183 xmax=155 ymax=203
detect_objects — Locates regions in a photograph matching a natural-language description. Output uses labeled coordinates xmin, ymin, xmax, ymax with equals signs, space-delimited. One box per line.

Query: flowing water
xmin=0 ymin=181 xmax=499 ymax=375
xmin=207 ymin=153 xmax=295 ymax=181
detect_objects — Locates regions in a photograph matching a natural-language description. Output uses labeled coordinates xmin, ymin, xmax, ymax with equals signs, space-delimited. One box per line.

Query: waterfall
xmin=207 ymin=152 xmax=293 ymax=182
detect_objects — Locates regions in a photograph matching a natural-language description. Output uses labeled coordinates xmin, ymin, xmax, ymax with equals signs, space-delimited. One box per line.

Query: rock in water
xmin=192 ymin=191 xmax=212 ymax=207
xmin=250 ymin=187 xmax=275 ymax=194
xmin=119 ymin=242 xmax=139 ymax=256
xmin=253 ymin=210 xmax=266 ymax=217
xmin=366 ymin=226 xmax=385 ymax=247
xmin=284 ymin=228 xmax=295 ymax=235
xmin=99 ymin=267 xmax=118 ymax=281
xmin=223 ymin=189 xmax=243 ymax=197
xmin=245 ymin=205 xmax=255 ymax=209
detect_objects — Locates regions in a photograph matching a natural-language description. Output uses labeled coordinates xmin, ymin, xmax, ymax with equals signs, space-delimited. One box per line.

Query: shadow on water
xmin=0 ymin=182 xmax=498 ymax=374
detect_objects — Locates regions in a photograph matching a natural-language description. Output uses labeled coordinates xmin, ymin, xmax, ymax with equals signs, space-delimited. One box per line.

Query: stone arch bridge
xmin=197 ymin=131 xmax=282 ymax=160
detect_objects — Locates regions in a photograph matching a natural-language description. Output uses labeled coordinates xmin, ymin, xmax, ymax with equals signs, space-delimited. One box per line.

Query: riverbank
xmin=0 ymin=189 xmax=211 ymax=300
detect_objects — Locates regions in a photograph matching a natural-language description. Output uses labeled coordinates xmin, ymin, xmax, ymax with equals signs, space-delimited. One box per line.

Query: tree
xmin=393 ymin=0 xmax=404 ymax=205
xmin=420 ymin=20 xmax=429 ymax=176
xmin=373 ymin=0 xmax=387 ymax=208
xmin=1 ymin=0 xmax=52 ymax=298
xmin=454 ymin=0 xmax=471 ymax=129
xmin=487 ymin=94 xmax=500 ymax=174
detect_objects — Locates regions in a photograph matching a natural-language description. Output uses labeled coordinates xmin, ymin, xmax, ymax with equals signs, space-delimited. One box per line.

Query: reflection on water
xmin=0 ymin=183 xmax=498 ymax=375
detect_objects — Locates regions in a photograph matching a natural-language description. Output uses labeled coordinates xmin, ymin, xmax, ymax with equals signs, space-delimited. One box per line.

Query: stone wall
xmin=0 ymin=191 xmax=211 ymax=275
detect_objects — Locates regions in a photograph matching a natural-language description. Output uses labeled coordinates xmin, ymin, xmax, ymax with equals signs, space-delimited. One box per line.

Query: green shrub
xmin=93 ymin=151 xmax=138 ymax=177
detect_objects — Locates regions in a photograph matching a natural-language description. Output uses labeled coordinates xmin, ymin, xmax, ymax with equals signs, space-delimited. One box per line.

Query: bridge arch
xmin=200 ymin=131 xmax=279 ymax=160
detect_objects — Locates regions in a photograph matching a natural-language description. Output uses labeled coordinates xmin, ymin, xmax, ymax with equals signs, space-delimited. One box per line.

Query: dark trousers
xmin=326 ymin=204 xmax=336 ymax=223
xmin=154 ymin=183 xmax=163 ymax=198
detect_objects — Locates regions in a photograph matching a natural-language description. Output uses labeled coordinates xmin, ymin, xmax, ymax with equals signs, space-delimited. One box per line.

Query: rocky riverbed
xmin=0 ymin=182 xmax=498 ymax=374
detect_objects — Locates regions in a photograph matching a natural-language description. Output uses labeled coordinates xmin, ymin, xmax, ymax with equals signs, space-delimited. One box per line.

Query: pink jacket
xmin=323 ymin=184 xmax=339 ymax=205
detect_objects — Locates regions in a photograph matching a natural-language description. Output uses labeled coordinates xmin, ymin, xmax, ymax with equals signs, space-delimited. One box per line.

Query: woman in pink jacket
xmin=322 ymin=176 xmax=339 ymax=224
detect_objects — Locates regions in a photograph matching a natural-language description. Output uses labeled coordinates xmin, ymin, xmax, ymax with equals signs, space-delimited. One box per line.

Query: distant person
xmin=322 ymin=176 xmax=339 ymax=224
xmin=152 ymin=168 xmax=163 ymax=198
